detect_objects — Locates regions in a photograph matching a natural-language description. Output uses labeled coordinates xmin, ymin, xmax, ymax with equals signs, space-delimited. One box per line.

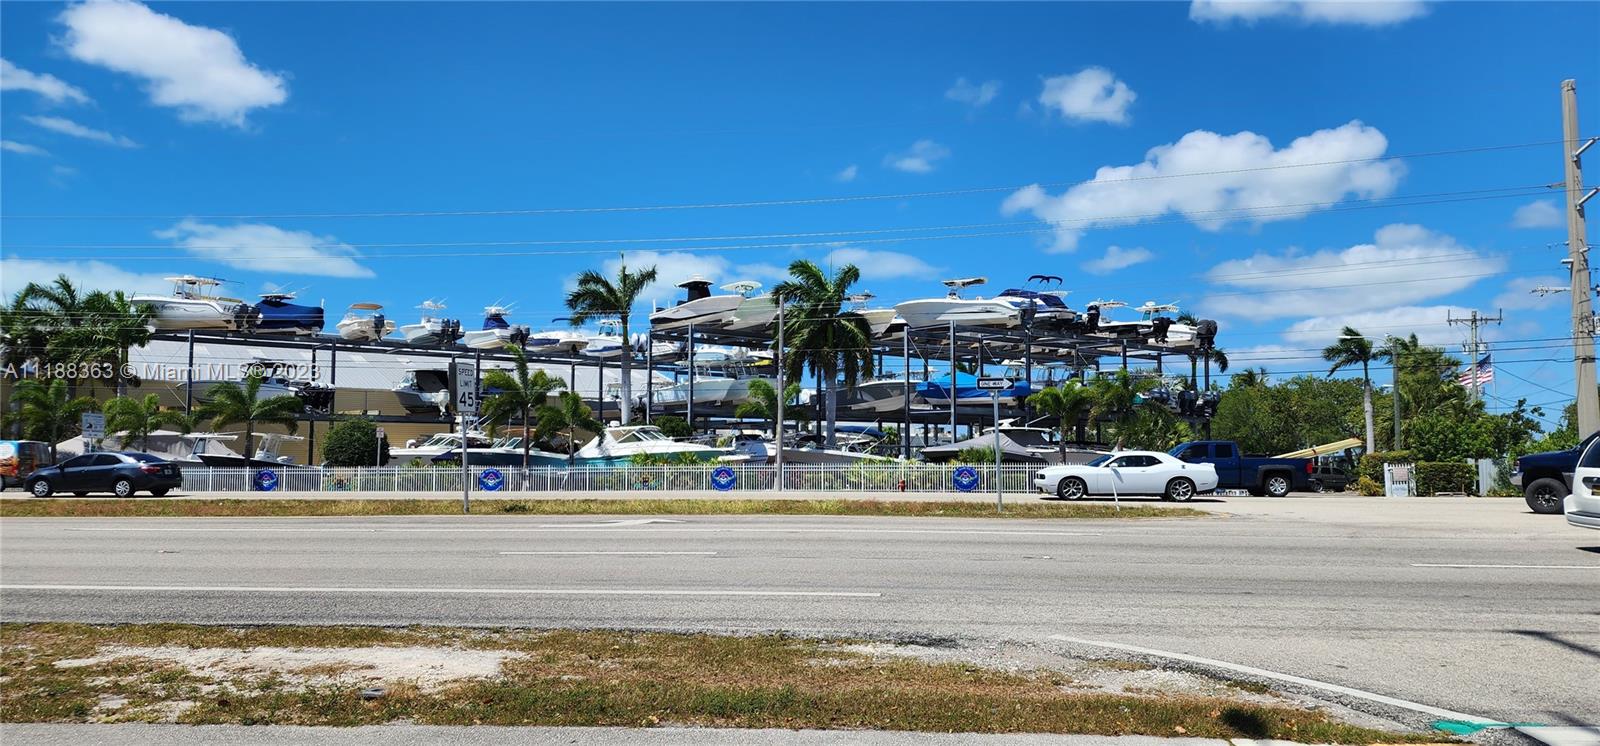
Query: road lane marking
xmin=1411 ymin=563 xmax=1600 ymax=569
xmin=0 ymin=584 xmax=878 ymax=598
xmin=1046 ymin=634 xmax=1496 ymax=725
xmin=62 ymin=527 xmax=1101 ymax=537
xmin=499 ymin=551 xmax=717 ymax=556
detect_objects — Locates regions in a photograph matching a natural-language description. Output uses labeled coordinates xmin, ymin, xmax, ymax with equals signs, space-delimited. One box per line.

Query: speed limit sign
xmin=453 ymin=362 xmax=480 ymax=417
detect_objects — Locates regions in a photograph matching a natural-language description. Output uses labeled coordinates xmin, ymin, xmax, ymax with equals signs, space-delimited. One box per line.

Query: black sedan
xmin=25 ymin=452 xmax=182 ymax=498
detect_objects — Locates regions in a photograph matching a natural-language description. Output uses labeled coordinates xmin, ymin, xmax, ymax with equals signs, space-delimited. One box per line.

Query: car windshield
xmin=1085 ymin=455 xmax=1111 ymax=467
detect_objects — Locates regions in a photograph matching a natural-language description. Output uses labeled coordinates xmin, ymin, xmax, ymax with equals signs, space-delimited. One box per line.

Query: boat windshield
xmin=616 ymin=428 xmax=670 ymax=444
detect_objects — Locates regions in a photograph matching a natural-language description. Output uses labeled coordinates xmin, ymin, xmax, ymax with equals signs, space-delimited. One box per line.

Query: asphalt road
xmin=2 ymin=496 xmax=1596 ymax=728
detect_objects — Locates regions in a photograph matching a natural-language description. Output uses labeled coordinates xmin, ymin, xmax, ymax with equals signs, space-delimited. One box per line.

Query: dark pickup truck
xmin=1512 ymin=431 xmax=1598 ymax=514
xmin=1169 ymin=440 xmax=1314 ymax=497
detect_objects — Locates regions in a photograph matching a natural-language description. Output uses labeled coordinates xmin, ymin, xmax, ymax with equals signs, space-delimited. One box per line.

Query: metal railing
xmin=177 ymin=464 xmax=1045 ymax=494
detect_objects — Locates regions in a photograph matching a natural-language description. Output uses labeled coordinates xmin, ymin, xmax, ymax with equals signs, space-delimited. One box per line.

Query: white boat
xmin=181 ymin=432 xmax=303 ymax=468
xmin=393 ymin=363 xmax=451 ymax=415
xmin=572 ymin=425 xmax=733 ymax=465
xmin=390 ymin=431 xmax=493 ymax=462
xmin=649 ymin=278 xmax=751 ymax=330
xmin=894 ymin=278 xmax=1018 ymax=329
xmin=580 ymin=320 xmax=629 ymax=359
xmin=782 ymin=427 xmax=896 ymax=465
xmin=722 ymin=282 xmax=778 ymax=331
xmin=336 ymin=303 xmax=395 ymax=341
xmin=399 ymin=300 xmax=461 ymax=346
xmin=654 ymin=375 xmax=779 ymax=408
xmin=839 ymin=374 xmax=926 ymax=413
xmin=1086 ymin=301 xmax=1199 ymax=346
xmin=131 ymin=276 xmax=252 ymax=331
xmin=461 ymin=306 xmax=529 ymax=350
xmin=525 ymin=329 xmax=589 ymax=355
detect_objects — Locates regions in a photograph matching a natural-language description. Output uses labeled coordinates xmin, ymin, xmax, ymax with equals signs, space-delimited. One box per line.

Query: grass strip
xmin=0 ymin=498 xmax=1203 ymax=519
xmin=0 ymin=623 xmax=1431 ymax=743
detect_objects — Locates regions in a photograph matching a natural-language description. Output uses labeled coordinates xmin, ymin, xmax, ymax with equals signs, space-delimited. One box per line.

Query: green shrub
xmin=1415 ymin=461 xmax=1477 ymax=495
xmin=654 ymin=416 xmax=692 ymax=439
xmin=321 ymin=418 xmax=391 ymax=467
xmin=629 ymin=451 xmax=715 ymax=466
xmin=1356 ymin=475 xmax=1383 ymax=496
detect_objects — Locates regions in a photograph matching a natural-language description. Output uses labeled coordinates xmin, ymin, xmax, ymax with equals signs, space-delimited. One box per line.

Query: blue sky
xmin=2 ymin=1 xmax=1596 ymax=425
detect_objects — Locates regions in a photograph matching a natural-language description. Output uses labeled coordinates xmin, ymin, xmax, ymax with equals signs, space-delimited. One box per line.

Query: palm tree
xmin=564 ymin=257 xmax=657 ymax=425
xmin=539 ymin=390 xmax=603 ymax=464
xmin=1322 ymin=326 xmax=1377 ymax=453
xmin=13 ymin=378 xmax=99 ymax=463
xmin=61 ymin=291 xmax=153 ymax=395
xmin=103 ymin=394 xmax=190 ymax=451
xmin=480 ymin=346 xmax=567 ymax=471
xmin=196 ymin=371 xmax=302 ymax=462
xmin=1028 ymin=382 xmax=1094 ymax=459
xmin=734 ymin=378 xmax=805 ymax=437
xmin=772 ymin=260 xmax=872 ymax=448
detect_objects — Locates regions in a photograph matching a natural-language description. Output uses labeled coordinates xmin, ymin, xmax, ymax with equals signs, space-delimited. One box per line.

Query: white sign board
xmin=976 ymin=378 xmax=1012 ymax=390
xmin=81 ymin=412 xmax=106 ymax=440
xmin=454 ymin=362 xmax=480 ymax=417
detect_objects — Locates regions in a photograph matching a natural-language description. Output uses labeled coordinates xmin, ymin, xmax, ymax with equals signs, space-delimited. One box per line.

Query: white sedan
xmin=1567 ymin=439 xmax=1600 ymax=530
xmin=1034 ymin=450 xmax=1219 ymax=502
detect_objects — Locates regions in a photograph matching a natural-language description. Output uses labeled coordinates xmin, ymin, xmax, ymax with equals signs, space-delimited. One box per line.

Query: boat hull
xmin=134 ymin=297 xmax=249 ymax=331
xmin=649 ymin=296 xmax=743 ymax=331
xmin=337 ymin=318 xmax=396 ymax=342
xmin=893 ymin=299 xmax=1018 ymax=329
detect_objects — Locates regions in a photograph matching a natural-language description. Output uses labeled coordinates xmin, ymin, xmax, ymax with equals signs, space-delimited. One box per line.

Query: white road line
xmin=1411 ymin=563 xmax=1600 ymax=570
xmin=1047 ymin=634 xmax=1496 ymax=725
xmin=61 ymin=527 xmax=1101 ymax=537
xmin=0 ymin=584 xmax=878 ymax=598
xmin=499 ymin=551 xmax=718 ymax=556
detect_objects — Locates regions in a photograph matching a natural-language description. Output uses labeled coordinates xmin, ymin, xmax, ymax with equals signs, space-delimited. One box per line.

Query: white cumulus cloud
xmin=57 ymin=0 xmax=287 ymax=127
xmin=1281 ymin=305 xmax=1475 ymax=350
xmin=1 ymin=140 xmax=51 ymax=156
xmin=945 ymin=77 xmax=1001 ymax=108
xmin=1197 ymin=223 xmax=1504 ymax=319
xmin=22 ymin=115 xmax=138 ymax=147
xmin=1038 ymin=67 xmax=1136 ymax=124
xmin=1001 ymin=120 xmax=1402 ymax=252
xmin=1511 ymin=199 xmax=1563 ymax=229
xmin=834 ymin=164 xmax=859 ymax=182
xmin=0 ymin=58 xmax=91 ymax=104
xmin=1081 ymin=245 xmax=1154 ymax=275
xmin=1190 ymin=0 xmax=1427 ymax=26
xmin=0 ymin=257 xmax=171 ymax=298
xmin=156 ymin=220 xmax=374 ymax=278
xmin=884 ymin=139 xmax=950 ymax=174
xmin=824 ymin=247 xmax=942 ymax=282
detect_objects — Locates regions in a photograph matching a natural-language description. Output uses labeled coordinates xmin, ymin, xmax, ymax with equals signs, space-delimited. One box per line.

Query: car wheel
xmin=1165 ymin=477 xmax=1196 ymax=502
xmin=1264 ymin=475 xmax=1291 ymax=498
xmin=150 ymin=488 xmax=171 ymax=497
xmin=29 ymin=479 xmax=53 ymax=498
xmin=1523 ymin=477 xmax=1567 ymax=515
xmin=1056 ymin=476 xmax=1087 ymax=500
xmin=1308 ymin=479 xmax=1323 ymax=494
xmin=112 ymin=478 xmax=135 ymax=498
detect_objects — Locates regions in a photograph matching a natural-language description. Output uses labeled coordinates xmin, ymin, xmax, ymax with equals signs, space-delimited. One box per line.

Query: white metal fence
xmin=177 ymin=464 xmax=1046 ymax=494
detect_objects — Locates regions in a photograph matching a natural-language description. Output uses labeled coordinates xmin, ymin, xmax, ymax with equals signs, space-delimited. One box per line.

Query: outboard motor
xmin=509 ymin=326 xmax=530 ymax=349
xmin=371 ymin=312 xmax=386 ymax=339
xmin=1084 ymin=304 xmax=1101 ymax=332
xmin=1150 ymin=317 xmax=1173 ymax=343
xmin=1199 ymin=390 xmax=1221 ymax=418
xmin=1178 ymin=387 xmax=1197 ymax=416
xmin=1195 ymin=319 xmax=1219 ymax=349
xmin=441 ymin=319 xmax=464 ymax=345
xmin=234 ymin=303 xmax=258 ymax=333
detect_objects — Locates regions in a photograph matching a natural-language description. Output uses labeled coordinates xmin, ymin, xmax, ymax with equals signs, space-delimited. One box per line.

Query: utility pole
xmin=1447 ymin=309 xmax=1502 ymax=402
xmin=1562 ymin=79 xmax=1599 ymax=435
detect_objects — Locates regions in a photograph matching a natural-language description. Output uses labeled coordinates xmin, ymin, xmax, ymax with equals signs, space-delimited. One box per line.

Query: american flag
xmin=1457 ymin=354 xmax=1494 ymax=386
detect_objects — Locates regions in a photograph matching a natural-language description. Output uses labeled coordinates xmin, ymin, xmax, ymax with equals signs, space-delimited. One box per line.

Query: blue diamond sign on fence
xmin=951 ymin=465 xmax=980 ymax=492
xmin=253 ymin=468 xmax=279 ymax=492
xmin=478 ymin=468 xmax=504 ymax=492
xmin=710 ymin=465 xmax=737 ymax=491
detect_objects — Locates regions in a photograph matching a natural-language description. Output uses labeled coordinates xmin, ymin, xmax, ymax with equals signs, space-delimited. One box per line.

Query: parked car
xmin=1308 ymin=458 xmax=1356 ymax=493
xmin=1511 ymin=431 xmax=1598 ymax=515
xmin=0 ymin=440 xmax=51 ymax=491
xmin=1034 ymin=450 xmax=1219 ymax=501
xmin=1168 ymin=440 xmax=1313 ymax=497
xmin=24 ymin=452 xmax=182 ymax=498
xmin=1566 ymin=436 xmax=1600 ymax=530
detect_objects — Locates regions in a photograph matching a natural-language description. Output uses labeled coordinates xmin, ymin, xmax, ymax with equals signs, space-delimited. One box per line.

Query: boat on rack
xmin=571 ymin=424 xmax=736 ymax=465
xmin=253 ymin=292 xmax=325 ymax=336
xmin=336 ymin=303 xmax=394 ymax=341
xmin=181 ymin=361 xmax=334 ymax=413
xmin=399 ymin=300 xmax=463 ymax=346
xmin=1085 ymin=301 xmax=1205 ymax=347
xmin=653 ymin=353 xmax=776 ymax=409
xmin=392 ymin=363 xmax=452 ymax=415
xmin=893 ymin=278 xmax=1015 ymax=329
xmin=839 ymin=374 xmax=927 ymax=413
xmin=525 ymin=328 xmax=589 ymax=355
xmin=918 ymin=372 xmax=1032 ymax=406
xmin=722 ymin=282 xmax=778 ymax=332
xmin=580 ymin=321 xmax=629 ymax=359
xmin=131 ymin=276 xmax=253 ymax=331
xmin=649 ymin=278 xmax=752 ymax=330
xmin=462 ymin=306 xmax=529 ymax=350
